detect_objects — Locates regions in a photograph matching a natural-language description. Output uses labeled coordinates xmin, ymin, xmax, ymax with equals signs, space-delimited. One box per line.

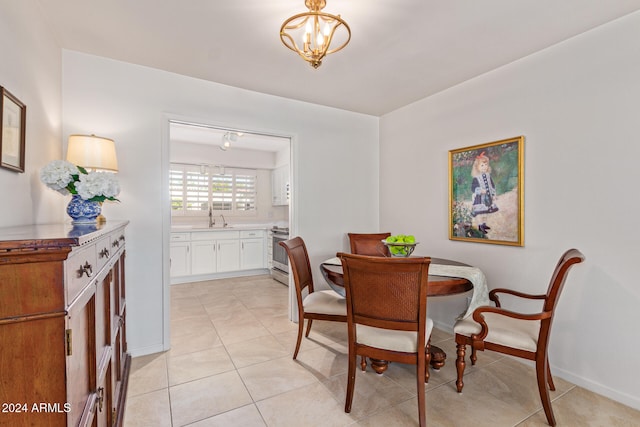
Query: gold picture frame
xmin=0 ymin=87 xmax=26 ymax=173
xmin=449 ymin=136 xmax=524 ymax=246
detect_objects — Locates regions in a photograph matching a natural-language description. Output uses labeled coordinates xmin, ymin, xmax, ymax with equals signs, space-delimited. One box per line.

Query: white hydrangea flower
xmin=40 ymin=160 xmax=78 ymax=195
xmin=41 ymin=160 xmax=121 ymax=202
xmin=96 ymin=172 xmax=120 ymax=198
xmin=75 ymin=172 xmax=121 ymax=201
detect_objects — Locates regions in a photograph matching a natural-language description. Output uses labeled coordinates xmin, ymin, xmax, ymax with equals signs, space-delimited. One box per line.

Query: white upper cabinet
xmin=271 ymin=165 xmax=290 ymax=206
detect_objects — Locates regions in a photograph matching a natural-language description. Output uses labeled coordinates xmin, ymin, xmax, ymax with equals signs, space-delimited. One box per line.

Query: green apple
xmin=405 ymin=235 xmax=415 ymax=244
xmin=386 ymin=236 xmax=397 ymax=243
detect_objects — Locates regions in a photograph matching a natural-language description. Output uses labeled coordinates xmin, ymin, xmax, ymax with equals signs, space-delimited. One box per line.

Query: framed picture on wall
xmin=0 ymin=87 xmax=26 ymax=173
xmin=449 ymin=136 xmax=524 ymax=246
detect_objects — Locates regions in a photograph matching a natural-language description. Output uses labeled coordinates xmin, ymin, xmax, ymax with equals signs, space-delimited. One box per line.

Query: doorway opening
xmin=162 ymin=118 xmax=296 ymax=351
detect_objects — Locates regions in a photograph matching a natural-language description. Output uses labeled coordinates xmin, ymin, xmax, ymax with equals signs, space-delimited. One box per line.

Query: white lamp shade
xmin=66 ymin=134 xmax=118 ymax=172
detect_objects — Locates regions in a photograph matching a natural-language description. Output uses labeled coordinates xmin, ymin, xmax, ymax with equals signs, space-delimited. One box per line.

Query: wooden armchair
xmin=339 ymin=253 xmax=432 ymax=427
xmin=347 ymin=232 xmax=391 ymax=257
xmin=453 ymin=249 xmax=585 ymax=426
xmin=279 ymin=237 xmax=346 ymax=359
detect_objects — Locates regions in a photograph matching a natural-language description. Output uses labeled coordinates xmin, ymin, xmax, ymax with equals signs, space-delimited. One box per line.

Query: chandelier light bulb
xmin=316 ymin=31 xmax=324 ymax=48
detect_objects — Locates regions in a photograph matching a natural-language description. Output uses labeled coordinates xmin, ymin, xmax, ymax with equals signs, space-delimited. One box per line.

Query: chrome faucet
xmin=208 ymin=205 xmax=215 ymax=228
xmin=220 ymin=214 xmax=228 ymax=228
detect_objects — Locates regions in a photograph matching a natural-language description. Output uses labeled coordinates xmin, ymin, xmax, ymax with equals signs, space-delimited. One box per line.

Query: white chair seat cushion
xmin=356 ymin=318 xmax=434 ymax=353
xmin=303 ymin=290 xmax=346 ymax=316
xmin=454 ymin=313 xmax=540 ymax=352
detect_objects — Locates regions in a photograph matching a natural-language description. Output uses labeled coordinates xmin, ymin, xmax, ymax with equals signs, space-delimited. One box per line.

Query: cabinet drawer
xmin=111 ymin=231 xmax=126 ymax=251
xmin=0 ymin=258 xmax=66 ymax=317
xmin=191 ymin=230 xmax=239 ymax=240
xmin=171 ymin=233 xmax=190 ymax=242
xmin=240 ymin=229 xmax=265 ymax=238
xmin=66 ymin=244 xmax=98 ymax=304
xmin=95 ymin=235 xmax=112 ymax=271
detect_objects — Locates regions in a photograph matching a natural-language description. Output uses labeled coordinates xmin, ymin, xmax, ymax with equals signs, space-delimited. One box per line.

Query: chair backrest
xmin=543 ymin=248 xmax=586 ymax=313
xmin=534 ymin=249 xmax=585 ymax=352
xmin=279 ymin=237 xmax=315 ymax=304
xmin=338 ymin=253 xmax=431 ymax=333
xmin=347 ymin=232 xmax=392 ymax=257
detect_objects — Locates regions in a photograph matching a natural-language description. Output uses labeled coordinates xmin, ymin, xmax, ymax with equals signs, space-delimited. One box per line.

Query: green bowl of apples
xmin=382 ymin=234 xmax=418 ymax=257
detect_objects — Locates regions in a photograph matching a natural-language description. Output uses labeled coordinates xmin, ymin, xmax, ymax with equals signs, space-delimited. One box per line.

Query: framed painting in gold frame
xmin=449 ymin=136 xmax=524 ymax=246
xmin=0 ymin=87 xmax=26 ymax=173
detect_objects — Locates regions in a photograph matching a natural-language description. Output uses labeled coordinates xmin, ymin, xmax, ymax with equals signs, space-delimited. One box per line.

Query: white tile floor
xmin=124 ymin=275 xmax=640 ymax=426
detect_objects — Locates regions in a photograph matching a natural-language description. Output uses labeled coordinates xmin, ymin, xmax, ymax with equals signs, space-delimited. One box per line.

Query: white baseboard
xmin=128 ymin=343 xmax=166 ymax=358
xmin=170 ymin=268 xmax=270 ymax=285
xmin=551 ymin=365 xmax=640 ymax=411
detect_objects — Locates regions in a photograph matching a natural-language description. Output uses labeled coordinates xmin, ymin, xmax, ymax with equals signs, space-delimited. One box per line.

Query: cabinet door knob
xmin=99 ymin=248 xmax=110 ymax=259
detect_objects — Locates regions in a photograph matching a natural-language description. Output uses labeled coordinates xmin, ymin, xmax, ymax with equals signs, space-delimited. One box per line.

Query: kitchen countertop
xmin=170 ymin=224 xmax=271 ymax=232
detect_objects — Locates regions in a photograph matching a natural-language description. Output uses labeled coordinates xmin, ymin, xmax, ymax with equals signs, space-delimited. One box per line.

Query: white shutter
xmin=211 ymin=173 xmax=233 ymax=211
xmin=169 ymin=167 xmax=186 ymax=213
xmin=185 ymin=170 xmax=210 ymax=212
xmin=235 ymin=172 xmax=257 ymax=211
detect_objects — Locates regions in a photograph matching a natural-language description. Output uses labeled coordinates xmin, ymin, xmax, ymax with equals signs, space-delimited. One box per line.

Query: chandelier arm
xmin=281 ymin=13 xmax=312 ymax=31
xmin=281 ymin=13 xmax=349 ymax=51
xmin=323 ymin=20 xmax=350 ymax=55
xmin=280 ymin=32 xmax=303 ymax=53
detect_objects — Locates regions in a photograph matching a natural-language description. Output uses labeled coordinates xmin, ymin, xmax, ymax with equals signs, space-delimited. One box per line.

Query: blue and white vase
xmin=67 ymin=195 xmax=101 ymax=224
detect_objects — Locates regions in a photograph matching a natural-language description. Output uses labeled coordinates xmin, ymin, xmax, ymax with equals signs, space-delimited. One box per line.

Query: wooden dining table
xmin=319 ymin=257 xmax=473 ymax=372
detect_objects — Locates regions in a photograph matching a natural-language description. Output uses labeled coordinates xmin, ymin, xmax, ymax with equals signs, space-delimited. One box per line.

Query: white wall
xmin=170 ymin=141 xmax=278 ymax=170
xmin=0 ymin=2 xmax=63 ymax=226
xmin=380 ymin=12 xmax=640 ymax=409
xmin=61 ymin=50 xmax=379 ymax=356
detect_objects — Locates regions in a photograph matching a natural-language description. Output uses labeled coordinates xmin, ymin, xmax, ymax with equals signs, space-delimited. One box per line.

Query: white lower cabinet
xmin=241 ymin=229 xmax=266 ymax=270
xmin=217 ymin=239 xmax=241 ymax=272
xmin=171 ymin=229 xmax=266 ymax=281
xmin=170 ymin=241 xmax=191 ymax=277
xmin=241 ymin=239 xmax=265 ymax=269
xmin=191 ymin=240 xmax=217 ymax=275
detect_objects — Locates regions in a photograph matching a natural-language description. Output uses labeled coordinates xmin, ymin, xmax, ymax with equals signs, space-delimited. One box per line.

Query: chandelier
xmin=280 ymin=0 xmax=351 ymax=69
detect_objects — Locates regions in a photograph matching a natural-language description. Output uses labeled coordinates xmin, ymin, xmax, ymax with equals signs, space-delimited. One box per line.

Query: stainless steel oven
xmin=271 ymin=227 xmax=289 ymax=285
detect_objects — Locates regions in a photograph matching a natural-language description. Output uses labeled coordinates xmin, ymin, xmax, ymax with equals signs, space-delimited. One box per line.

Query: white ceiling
xmin=36 ymin=0 xmax=640 ymax=116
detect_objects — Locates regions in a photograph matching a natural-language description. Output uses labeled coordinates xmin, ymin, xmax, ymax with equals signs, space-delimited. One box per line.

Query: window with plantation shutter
xmin=211 ymin=173 xmax=233 ymax=211
xmin=170 ymin=163 xmax=257 ymax=216
xmin=235 ymin=173 xmax=257 ymax=211
xmin=185 ymin=170 xmax=210 ymax=212
xmin=169 ymin=167 xmax=185 ymax=211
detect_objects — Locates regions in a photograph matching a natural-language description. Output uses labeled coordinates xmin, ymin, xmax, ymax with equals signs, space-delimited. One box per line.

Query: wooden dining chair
xmin=453 ymin=248 xmax=585 ymax=427
xmin=279 ymin=237 xmax=347 ymax=359
xmin=347 ymin=232 xmax=391 ymax=257
xmin=338 ymin=253 xmax=432 ymax=427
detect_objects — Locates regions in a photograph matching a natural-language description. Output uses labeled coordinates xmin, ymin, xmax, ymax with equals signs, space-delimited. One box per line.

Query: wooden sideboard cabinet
xmin=0 ymin=221 xmax=130 ymax=427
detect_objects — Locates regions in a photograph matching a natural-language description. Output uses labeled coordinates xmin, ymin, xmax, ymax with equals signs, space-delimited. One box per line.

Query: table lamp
xmin=66 ymin=134 xmax=118 ymax=223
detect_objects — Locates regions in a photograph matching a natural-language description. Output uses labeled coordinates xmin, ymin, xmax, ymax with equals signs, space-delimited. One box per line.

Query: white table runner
xmin=428 ymin=263 xmax=490 ymax=319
